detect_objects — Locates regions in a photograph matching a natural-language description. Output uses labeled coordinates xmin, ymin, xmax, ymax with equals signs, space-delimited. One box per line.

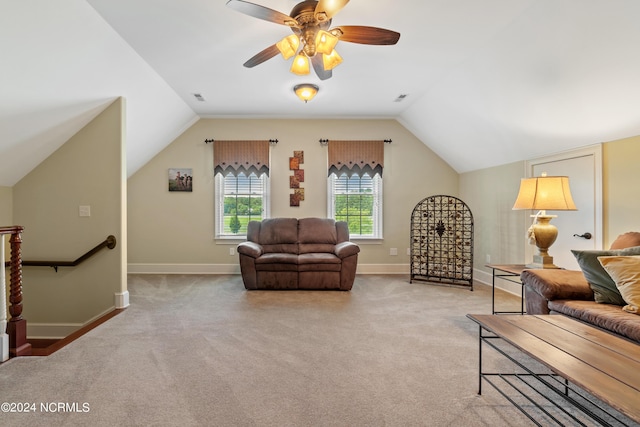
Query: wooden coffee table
xmin=467 ymin=314 xmax=640 ymax=426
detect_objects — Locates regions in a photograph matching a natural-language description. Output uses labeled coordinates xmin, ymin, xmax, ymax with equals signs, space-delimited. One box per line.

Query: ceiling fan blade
xmin=311 ymin=54 xmax=332 ymax=80
xmin=226 ymin=0 xmax=295 ymax=26
xmin=315 ymin=0 xmax=349 ymax=20
xmin=333 ymin=26 xmax=400 ymax=45
xmin=243 ymin=44 xmax=280 ymax=68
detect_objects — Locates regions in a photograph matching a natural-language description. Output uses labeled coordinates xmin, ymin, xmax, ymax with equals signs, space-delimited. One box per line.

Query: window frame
xmin=327 ymin=172 xmax=383 ymax=239
xmin=215 ymin=172 xmax=270 ymax=239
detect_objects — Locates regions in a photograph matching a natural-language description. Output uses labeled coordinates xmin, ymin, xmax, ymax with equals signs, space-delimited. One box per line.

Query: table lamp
xmin=512 ymin=173 xmax=577 ymax=268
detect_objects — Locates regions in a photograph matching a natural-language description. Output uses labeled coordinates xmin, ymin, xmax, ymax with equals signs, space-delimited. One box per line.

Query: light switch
xmin=79 ymin=205 xmax=91 ymax=217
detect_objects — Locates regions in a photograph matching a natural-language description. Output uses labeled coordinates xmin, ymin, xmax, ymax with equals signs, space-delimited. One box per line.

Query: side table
xmin=486 ymin=264 xmax=528 ymax=314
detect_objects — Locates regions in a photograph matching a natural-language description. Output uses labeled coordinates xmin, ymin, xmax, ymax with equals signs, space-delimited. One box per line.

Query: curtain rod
xmin=319 ymin=139 xmax=392 ymax=145
xmin=205 ymin=139 xmax=278 ymax=145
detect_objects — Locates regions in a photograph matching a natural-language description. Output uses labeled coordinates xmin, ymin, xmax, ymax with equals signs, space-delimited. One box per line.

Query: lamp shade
xmin=276 ymin=35 xmax=300 ymax=60
xmin=513 ymin=175 xmax=577 ymax=211
xmin=322 ymin=49 xmax=343 ymax=71
xmin=290 ymin=52 xmax=310 ymax=75
xmin=315 ymin=30 xmax=339 ymax=55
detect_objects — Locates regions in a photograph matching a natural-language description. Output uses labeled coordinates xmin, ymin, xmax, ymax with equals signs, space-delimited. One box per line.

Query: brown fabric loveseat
xmin=522 ymin=232 xmax=640 ymax=343
xmin=237 ymin=217 xmax=360 ymax=290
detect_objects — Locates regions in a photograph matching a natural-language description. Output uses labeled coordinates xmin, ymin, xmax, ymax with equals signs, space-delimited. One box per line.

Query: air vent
xmin=193 ymin=93 xmax=206 ymax=102
xmin=394 ymin=94 xmax=408 ymax=102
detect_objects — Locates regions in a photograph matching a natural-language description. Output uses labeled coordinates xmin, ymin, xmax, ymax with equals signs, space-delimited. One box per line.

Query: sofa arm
xmin=521 ymin=269 xmax=594 ymax=314
xmin=334 ymin=241 xmax=360 ymax=259
xmin=237 ymin=241 xmax=263 ymax=258
xmin=521 ymin=269 xmax=593 ymax=301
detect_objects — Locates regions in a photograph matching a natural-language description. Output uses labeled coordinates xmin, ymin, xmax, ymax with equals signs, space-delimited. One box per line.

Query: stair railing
xmin=18 ymin=235 xmax=117 ymax=272
xmin=1 ymin=230 xmax=117 ymax=360
xmin=1 ymin=226 xmax=31 ymax=360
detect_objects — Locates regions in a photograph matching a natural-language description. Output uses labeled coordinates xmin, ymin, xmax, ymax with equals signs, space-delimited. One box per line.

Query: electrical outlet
xmin=229 ymin=247 xmax=235 ymax=256
xmin=406 ymin=248 xmax=410 ymax=255
xmin=390 ymin=248 xmax=398 ymax=256
xmin=79 ymin=205 xmax=91 ymax=217
xmin=486 ymin=254 xmax=491 ymax=263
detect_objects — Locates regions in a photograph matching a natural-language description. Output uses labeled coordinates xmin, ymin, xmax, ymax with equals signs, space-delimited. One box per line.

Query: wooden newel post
xmin=7 ymin=228 xmax=31 ymax=357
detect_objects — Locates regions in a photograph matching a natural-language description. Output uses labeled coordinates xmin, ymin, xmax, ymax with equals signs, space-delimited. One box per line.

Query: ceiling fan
xmin=226 ymin=0 xmax=400 ymax=80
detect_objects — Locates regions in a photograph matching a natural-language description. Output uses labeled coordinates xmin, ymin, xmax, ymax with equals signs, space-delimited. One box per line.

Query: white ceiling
xmin=2 ymin=0 xmax=640 ymax=187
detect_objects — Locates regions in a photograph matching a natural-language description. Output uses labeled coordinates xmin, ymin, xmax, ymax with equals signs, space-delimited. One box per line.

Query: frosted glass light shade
xmin=315 ymin=30 xmax=339 ymax=55
xmin=290 ymin=53 xmax=310 ymax=75
xmin=322 ymin=49 xmax=343 ymax=71
xmin=276 ymin=35 xmax=300 ymax=60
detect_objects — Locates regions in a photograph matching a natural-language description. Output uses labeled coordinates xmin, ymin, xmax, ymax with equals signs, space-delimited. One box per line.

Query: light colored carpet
xmin=1 ymin=274 xmax=537 ymax=426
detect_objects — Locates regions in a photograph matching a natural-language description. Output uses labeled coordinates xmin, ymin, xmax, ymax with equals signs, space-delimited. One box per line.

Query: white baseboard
xmin=128 ymin=263 xmax=240 ymax=274
xmin=473 ymin=267 xmax=523 ymax=297
xmin=126 ymin=264 xmax=523 ymax=296
xmin=127 ymin=263 xmax=411 ymax=275
xmin=115 ymin=290 xmax=129 ymax=309
xmin=27 ymin=306 xmax=116 ymax=340
xmin=1 ymin=333 xmax=8 ymax=362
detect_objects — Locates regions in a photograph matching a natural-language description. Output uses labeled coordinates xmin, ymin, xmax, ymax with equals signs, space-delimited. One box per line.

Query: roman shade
xmin=327 ymin=140 xmax=384 ymax=177
xmin=213 ymin=140 xmax=270 ymax=177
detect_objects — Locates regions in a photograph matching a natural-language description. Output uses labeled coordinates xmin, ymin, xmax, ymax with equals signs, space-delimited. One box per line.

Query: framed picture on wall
xmin=169 ymin=168 xmax=193 ymax=192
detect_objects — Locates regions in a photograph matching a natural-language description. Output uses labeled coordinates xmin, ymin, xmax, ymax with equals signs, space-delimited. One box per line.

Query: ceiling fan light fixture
xmin=293 ymin=84 xmax=319 ymax=103
xmin=315 ymin=30 xmax=339 ymax=55
xmin=290 ymin=52 xmax=311 ymax=75
xmin=276 ymin=34 xmax=300 ymax=60
xmin=322 ymin=49 xmax=343 ymax=71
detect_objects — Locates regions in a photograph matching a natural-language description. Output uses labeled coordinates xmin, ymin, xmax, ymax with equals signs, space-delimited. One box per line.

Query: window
xmin=215 ymin=172 xmax=270 ymax=238
xmin=328 ymin=173 xmax=382 ymax=239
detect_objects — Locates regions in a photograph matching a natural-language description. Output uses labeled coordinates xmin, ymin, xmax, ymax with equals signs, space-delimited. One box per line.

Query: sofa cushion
xmin=258 ymin=218 xmax=299 ymax=254
xmin=298 ymin=217 xmax=338 ymax=254
xmin=255 ymin=253 xmax=299 ymax=272
xmin=571 ymin=246 xmax=640 ymax=305
xmin=598 ymin=255 xmax=640 ymax=315
xmin=255 ymin=253 xmax=298 ymax=265
xmin=548 ymin=299 xmax=640 ymax=343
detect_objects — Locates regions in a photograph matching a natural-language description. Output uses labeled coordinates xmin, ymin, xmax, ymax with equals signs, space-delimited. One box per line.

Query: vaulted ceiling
xmin=2 ymin=0 xmax=639 ymax=187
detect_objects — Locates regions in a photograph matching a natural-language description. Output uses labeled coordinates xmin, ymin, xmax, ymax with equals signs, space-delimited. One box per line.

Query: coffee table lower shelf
xmin=467 ymin=314 xmax=640 ymax=427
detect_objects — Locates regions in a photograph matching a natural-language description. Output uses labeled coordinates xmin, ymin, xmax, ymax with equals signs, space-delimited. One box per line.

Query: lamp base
xmin=526 ymin=254 xmax=561 ymax=269
xmin=527 ymin=215 xmax=561 ymax=269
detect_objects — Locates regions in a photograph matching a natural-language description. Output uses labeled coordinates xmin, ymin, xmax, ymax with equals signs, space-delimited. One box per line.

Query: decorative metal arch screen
xmin=410 ymin=195 xmax=474 ymax=290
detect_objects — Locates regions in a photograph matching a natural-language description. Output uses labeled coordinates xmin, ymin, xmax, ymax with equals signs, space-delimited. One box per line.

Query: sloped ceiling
xmin=2 ymin=0 xmax=639 ymax=187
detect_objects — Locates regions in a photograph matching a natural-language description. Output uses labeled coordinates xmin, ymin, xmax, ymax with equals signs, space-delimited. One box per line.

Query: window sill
xmin=351 ymin=238 xmax=383 ymax=244
xmin=215 ymin=236 xmax=246 ymax=243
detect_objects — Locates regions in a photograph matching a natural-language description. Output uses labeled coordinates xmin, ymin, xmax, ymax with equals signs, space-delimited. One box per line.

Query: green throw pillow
xmin=571 ymin=246 xmax=640 ymax=305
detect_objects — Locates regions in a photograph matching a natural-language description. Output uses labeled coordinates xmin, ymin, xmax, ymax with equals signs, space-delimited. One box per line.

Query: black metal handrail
xmin=4 ymin=235 xmax=117 ymax=272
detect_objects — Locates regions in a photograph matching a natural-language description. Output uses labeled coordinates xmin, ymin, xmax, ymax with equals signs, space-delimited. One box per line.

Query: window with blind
xmin=215 ymin=172 xmax=269 ymax=238
xmin=326 ymin=139 xmax=385 ymax=239
xmin=328 ymin=173 xmax=383 ymax=239
xmin=213 ymin=140 xmax=271 ymax=238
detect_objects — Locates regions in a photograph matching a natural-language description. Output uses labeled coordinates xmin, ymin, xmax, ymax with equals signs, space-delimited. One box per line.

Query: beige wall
xmin=128 ymin=118 xmax=458 ymax=270
xmin=1 ymin=186 xmax=12 ymax=261
xmin=0 ymin=186 xmax=12 ymax=226
xmin=460 ymin=135 xmax=640 ymax=280
xmin=459 ymin=161 xmax=527 ymax=273
xmin=12 ymin=98 xmax=126 ymax=335
xmin=602 ymin=135 xmax=640 ymax=245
